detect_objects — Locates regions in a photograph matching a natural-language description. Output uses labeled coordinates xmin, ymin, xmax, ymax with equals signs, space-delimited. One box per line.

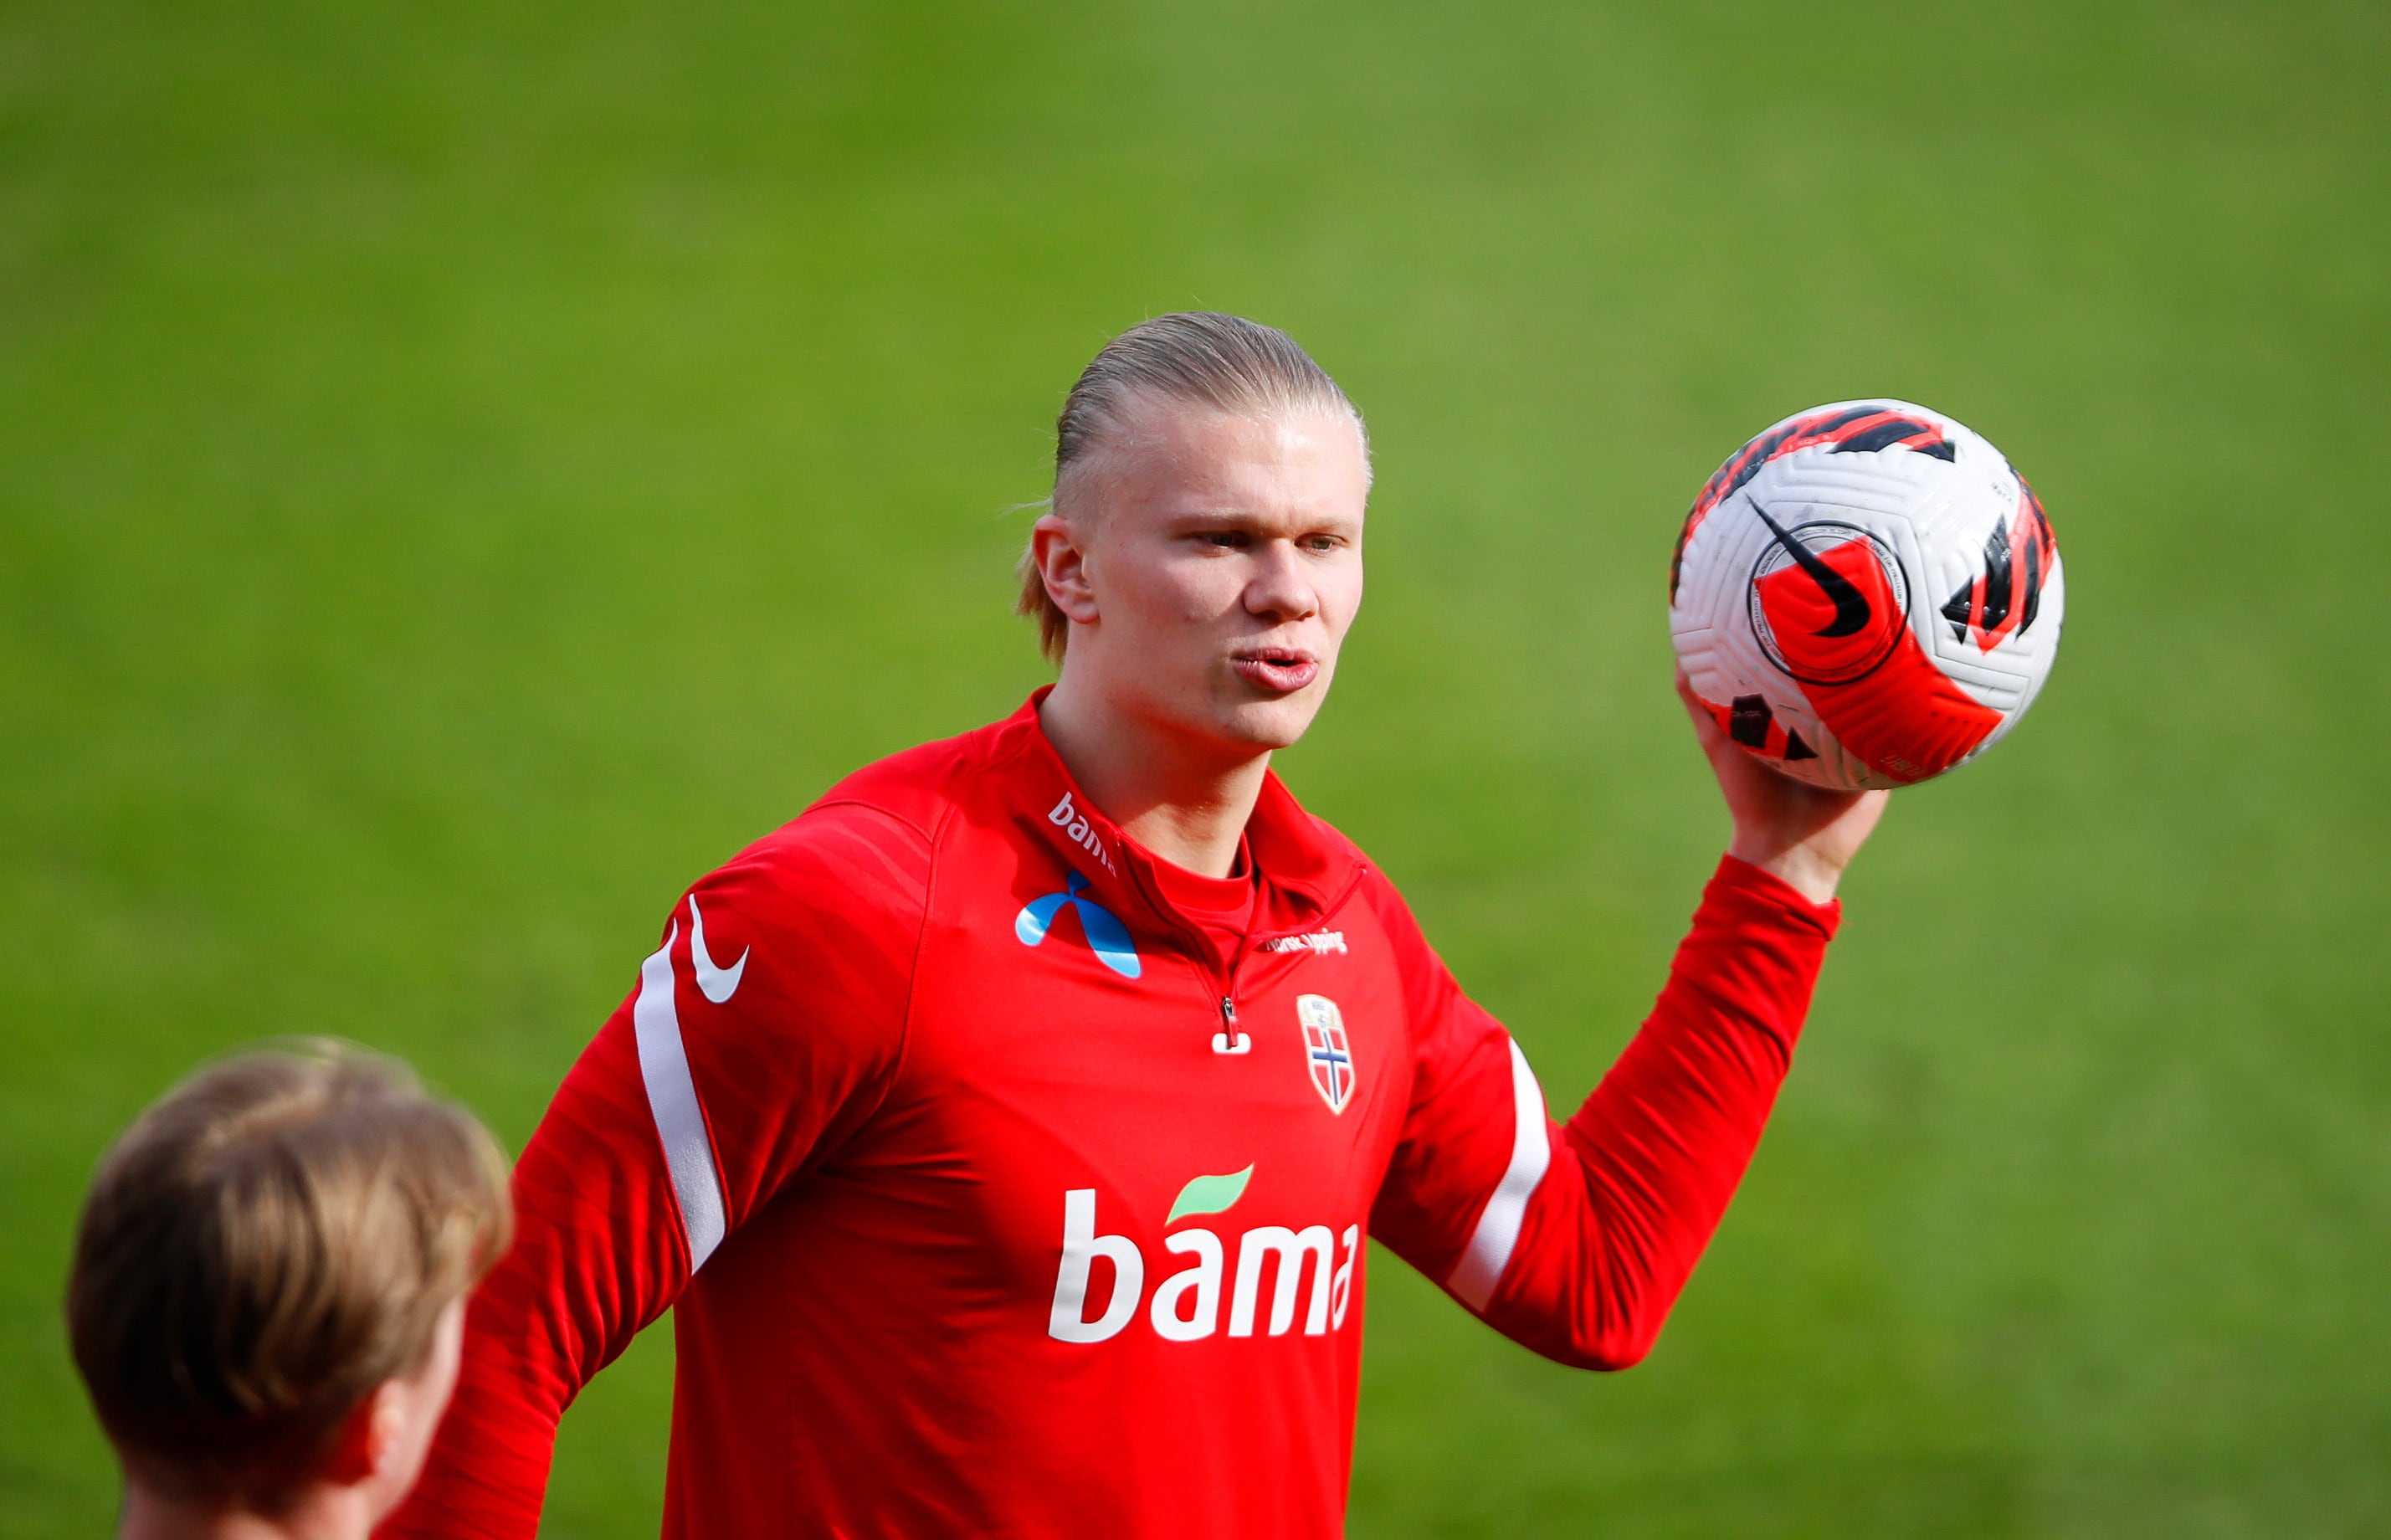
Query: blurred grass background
xmin=4 ymin=0 xmax=2387 ymax=1534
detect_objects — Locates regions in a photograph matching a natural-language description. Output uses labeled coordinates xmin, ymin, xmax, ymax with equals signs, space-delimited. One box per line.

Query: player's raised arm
xmin=379 ymin=803 xmax=928 ymax=1540
xmin=1368 ymin=680 xmax=1884 ymax=1369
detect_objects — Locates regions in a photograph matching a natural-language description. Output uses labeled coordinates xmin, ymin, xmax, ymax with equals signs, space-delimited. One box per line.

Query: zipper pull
xmin=1211 ymin=995 xmax=1251 ymax=1055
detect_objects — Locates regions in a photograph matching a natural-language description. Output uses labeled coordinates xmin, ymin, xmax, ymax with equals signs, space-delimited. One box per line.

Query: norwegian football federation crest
xmin=1297 ymin=994 xmax=1353 ymax=1114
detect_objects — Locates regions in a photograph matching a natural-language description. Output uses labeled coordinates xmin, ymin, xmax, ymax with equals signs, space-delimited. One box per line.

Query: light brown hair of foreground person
xmin=66 ymin=1042 xmax=511 ymax=1538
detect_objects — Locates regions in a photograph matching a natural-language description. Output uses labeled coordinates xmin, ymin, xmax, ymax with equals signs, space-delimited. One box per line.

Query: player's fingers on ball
xmin=1673 ymin=669 xmax=1726 ymax=743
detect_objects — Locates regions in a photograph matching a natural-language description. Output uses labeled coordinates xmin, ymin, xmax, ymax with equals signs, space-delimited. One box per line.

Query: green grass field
xmin=4 ymin=1 xmax=2387 ymax=1533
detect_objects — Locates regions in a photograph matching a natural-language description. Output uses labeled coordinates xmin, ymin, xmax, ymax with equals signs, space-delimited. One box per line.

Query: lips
xmin=1231 ymin=649 xmax=1320 ymax=694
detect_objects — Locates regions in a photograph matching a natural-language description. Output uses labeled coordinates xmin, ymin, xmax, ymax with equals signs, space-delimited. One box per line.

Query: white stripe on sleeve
xmin=1447 ymin=1036 xmax=1552 ymax=1312
xmin=633 ymin=920 xmax=728 ymax=1272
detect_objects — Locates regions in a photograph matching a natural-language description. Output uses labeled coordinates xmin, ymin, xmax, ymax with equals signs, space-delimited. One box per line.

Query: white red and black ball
xmin=1668 ymin=400 xmax=2065 ymax=791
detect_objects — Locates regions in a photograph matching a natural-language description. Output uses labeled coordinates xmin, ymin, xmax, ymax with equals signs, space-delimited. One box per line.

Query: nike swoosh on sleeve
xmin=688 ymin=896 xmax=749 ymax=1004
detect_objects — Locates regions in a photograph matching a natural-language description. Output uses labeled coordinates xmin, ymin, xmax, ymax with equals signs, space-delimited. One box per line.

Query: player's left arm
xmin=1367 ymin=675 xmax=1886 ymax=1368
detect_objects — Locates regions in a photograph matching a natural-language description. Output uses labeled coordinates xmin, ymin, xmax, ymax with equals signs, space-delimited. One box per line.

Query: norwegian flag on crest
xmin=1298 ymin=994 xmax=1353 ymax=1114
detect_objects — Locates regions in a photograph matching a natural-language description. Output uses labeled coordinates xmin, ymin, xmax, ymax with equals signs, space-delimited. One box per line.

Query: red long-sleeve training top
xmin=384 ymin=691 xmax=1839 ymax=1538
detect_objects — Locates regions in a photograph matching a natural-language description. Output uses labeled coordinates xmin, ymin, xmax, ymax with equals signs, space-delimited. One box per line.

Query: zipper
xmin=1205 ymin=865 xmax=1367 ymax=1056
xmin=1213 ymin=993 xmax=1249 ymax=1055
xmin=1208 ymin=909 xmax=1260 ymax=1055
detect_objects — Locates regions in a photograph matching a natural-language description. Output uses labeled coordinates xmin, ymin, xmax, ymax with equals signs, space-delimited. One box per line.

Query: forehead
xmin=1090 ymin=398 xmax=1369 ymax=528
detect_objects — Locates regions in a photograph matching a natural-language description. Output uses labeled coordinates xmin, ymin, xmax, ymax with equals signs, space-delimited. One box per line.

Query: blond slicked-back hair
xmin=1016 ymin=312 xmax=1369 ymax=661
xmin=66 ymin=1041 xmax=511 ymax=1506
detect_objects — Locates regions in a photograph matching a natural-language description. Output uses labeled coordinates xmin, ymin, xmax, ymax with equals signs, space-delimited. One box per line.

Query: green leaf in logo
xmin=1166 ymin=1165 xmax=1254 ymax=1225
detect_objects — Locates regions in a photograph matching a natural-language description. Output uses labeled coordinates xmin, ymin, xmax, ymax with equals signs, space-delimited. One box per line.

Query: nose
xmin=1243 ymin=540 xmax=1320 ymax=624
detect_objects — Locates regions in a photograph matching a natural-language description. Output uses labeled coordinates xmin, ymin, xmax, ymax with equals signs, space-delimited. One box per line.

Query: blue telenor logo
xmin=1014 ymin=871 xmax=1142 ymax=978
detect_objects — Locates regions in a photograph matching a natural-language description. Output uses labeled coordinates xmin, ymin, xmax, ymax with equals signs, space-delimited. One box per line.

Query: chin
xmin=1213 ymin=692 xmax=1326 ymax=752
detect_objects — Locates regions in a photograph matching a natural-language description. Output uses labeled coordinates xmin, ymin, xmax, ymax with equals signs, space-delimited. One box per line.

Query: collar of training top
xmin=1000 ymin=687 xmax=1366 ymax=955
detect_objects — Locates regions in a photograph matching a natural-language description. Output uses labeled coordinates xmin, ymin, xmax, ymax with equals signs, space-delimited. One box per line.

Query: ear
xmin=315 ymin=1381 xmax=398 ymax=1488
xmin=1030 ymin=511 xmax=1101 ymax=626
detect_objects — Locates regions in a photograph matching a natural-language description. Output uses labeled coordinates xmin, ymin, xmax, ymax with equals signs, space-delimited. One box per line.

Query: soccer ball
xmin=1668 ymin=400 xmax=2064 ymax=790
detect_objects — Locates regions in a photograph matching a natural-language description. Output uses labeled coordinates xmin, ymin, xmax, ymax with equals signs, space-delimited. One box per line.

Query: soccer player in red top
xmin=385 ymin=313 xmax=1888 ymax=1539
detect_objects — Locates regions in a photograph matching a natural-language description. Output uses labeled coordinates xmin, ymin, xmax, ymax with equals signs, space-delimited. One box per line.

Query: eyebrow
xmin=1162 ymin=506 xmax=1360 ymax=528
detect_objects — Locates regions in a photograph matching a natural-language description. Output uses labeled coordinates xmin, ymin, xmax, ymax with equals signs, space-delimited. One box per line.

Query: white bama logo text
xmin=1046 ymin=792 xmax=1116 ymax=874
xmin=1048 ymin=1188 xmax=1357 ymax=1343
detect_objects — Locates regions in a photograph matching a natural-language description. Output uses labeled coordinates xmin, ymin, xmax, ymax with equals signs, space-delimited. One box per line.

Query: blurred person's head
xmin=1020 ymin=312 xmax=1372 ymax=762
xmin=66 ymin=1041 xmax=511 ymax=1539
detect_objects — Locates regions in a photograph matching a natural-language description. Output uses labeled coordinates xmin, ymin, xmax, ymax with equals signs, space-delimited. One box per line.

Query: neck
xmin=1038 ymin=678 xmax=1270 ymax=879
xmin=120 ymin=1481 xmax=367 ymax=1540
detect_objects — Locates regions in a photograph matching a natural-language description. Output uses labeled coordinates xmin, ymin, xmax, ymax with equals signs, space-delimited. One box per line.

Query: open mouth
xmin=1230 ymin=648 xmax=1321 ymax=695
